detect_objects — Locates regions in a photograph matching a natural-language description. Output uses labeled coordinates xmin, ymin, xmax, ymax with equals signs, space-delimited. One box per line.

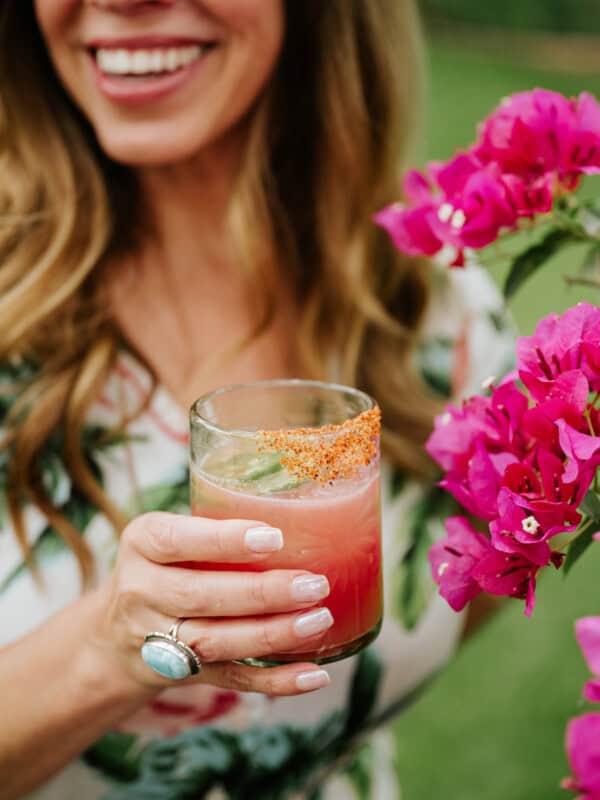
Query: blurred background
xmin=393 ymin=2 xmax=600 ymax=798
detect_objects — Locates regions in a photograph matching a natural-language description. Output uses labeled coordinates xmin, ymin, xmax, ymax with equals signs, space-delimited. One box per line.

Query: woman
xmin=0 ymin=1 xmax=514 ymax=798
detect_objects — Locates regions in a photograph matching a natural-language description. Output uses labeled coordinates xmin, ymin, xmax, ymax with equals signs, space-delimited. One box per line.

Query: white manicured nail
xmin=291 ymin=575 xmax=330 ymax=602
xmin=245 ymin=526 xmax=283 ymax=553
xmin=296 ymin=670 xmax=331 ymax=692
xmin=294 ymin=608 xmax=334 ymax=638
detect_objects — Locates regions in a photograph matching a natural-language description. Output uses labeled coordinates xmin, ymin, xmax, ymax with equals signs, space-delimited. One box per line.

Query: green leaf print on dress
xmin=95 ymin=649 xmax=384 ymax=800
xmin=0 ymin=435 xmax=125 ymax=592
xmin=394 ymin=485 xmax=459 ymax=631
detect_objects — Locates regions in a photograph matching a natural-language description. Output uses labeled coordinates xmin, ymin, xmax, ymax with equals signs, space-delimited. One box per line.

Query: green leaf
xmin=580 ymin=490 xmax=600 ymax=522
xmin=389 ymin=467 xmax=406 ymax=499
xmin=84 ymin=733 xmax=143 ymax=783
xmin=563 ymin=525 xmax=597 ymax=576
xmin=126 ymin=474 xmax=189 ymax=517
xmin=487 ymin=308 xmax=510 ymax=334
xmin=344 ymin=649 xmax=384 ymax=736
xmin=503 ymin=228 xmax=573 ymax=300
xmin=419 ymin=337 xmax=453 ymax=398
xmin=581 ymin=242 xmax=600 ymax=274
xmin=395 ymin=485 xmax=456 ymax=630
xmin=0 ymin=527 xmax=67 ymax=593
xmin=343 ymin=742 xmax=373 ymax=800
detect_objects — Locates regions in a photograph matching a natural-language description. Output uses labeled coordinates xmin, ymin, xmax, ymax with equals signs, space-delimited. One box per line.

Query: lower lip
xmin=89 ymin=50 xmax=209 ymax=106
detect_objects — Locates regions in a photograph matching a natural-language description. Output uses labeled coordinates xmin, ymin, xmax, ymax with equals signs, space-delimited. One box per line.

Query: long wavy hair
xmin=0 ymin=0 xmax=439 ymax=587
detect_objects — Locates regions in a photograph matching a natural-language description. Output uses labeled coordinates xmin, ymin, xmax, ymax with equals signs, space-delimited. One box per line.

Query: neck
xmin=137 ymin=129 xmax=246 ymax=273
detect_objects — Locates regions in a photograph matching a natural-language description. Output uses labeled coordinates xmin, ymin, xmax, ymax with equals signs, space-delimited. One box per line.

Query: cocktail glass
xmin=189 ymin=379 xmax=382 ymax=666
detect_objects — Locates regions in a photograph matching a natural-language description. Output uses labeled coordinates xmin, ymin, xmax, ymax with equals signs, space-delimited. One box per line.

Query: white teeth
xmin=95 ymin=45 xmax=204 ymax=76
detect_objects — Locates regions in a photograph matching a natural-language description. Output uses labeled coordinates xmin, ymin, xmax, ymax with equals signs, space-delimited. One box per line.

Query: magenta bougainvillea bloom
xmin=429 ymin=516 xmax=547 ymax=616
xmin=470 ymin=547 xmax=544 ymax=617
xmin=428 ymin=516 xmax=491 ymax=611
xmin=557 ymin=420 xmax=600 ymax=485
xmin=425 ymin=303 xmax=600 ymax=616
xmin=563 ymin=714 xmax=600 ymax=798
xmin=373 ymin=202 xmax=443 ymax=259
xmin=576 ymin=618 xmax=600 ymax=704
xmin=429 ymin=154 xmax=519 ymax=249
xmin=375 ymin=89 xmax=600 ymax=264
xmin=474 ymin=89 xmax=600 ymax=186
xmin=517 ymin=303 xmax=600 ymax=399
xmin=375 ymin=84 xmax=600 ymax=793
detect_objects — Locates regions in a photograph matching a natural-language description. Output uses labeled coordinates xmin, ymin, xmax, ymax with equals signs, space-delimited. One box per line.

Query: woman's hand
xmin=90 ymin=512 xmax=333 ymax=696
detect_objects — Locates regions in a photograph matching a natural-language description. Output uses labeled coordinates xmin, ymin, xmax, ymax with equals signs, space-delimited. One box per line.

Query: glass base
xmin=237 ymin=617 xmax=382 ymax=668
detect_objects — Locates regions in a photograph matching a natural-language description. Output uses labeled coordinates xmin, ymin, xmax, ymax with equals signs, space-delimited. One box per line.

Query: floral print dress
xmin=0 ymin=266 xmax=515 ymax=800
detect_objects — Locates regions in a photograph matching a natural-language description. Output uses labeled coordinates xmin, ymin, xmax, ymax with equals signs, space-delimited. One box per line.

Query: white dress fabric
xmin=0 ymin=266 xmax=515 ymax=799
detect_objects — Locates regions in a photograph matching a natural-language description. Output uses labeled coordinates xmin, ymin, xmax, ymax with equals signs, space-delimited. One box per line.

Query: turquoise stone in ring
xmin=141 ymin=631 xmax=201 ymax=680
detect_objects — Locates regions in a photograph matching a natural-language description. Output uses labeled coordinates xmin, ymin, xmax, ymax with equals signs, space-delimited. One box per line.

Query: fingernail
xmin=294 ymin=608 xmax=334 ymax=638
xmin=245 ymin=526 xmax=284 ymax=553
xmin=291 ymin=575 xmax=330 ymax=602
xmin=296 ymin=669 xmax=331 ymax=692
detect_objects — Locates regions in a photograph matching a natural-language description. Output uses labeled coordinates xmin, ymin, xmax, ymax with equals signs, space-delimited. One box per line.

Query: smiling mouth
xmin=91 ymin=44 xmax=214 ymax=78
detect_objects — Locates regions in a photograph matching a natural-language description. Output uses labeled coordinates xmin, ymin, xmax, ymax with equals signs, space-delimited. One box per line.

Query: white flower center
xmin=438 ymin=203 xmax=454 ymax=223
xmin=451 ymin=209 xmax=467 ymax=229
xmin=521 ymin=515 xmax=540 ymax=535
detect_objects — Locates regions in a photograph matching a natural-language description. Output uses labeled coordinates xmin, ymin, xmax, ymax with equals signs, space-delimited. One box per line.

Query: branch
xmin=563 ymin=275 xmax=600 ymax=290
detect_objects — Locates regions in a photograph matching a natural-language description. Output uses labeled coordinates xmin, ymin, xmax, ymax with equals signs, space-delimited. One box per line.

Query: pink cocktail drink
xmin=189 ymin=379 xmax=383 ymax=666
xmin=191 ymin=465 xmax=382 ymax=663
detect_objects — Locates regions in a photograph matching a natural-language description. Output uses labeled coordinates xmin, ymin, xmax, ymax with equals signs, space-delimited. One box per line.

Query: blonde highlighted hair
xmin=0 ymin=0 xmax=439 ymax=586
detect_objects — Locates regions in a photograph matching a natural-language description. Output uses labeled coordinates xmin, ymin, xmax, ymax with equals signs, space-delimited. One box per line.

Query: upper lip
xmin=86 ymin=35 xmax=216 ymax=50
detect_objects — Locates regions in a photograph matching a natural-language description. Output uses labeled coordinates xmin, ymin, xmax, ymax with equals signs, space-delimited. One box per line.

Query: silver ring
xmin=141 ymin=618 xmax=202 ymax=680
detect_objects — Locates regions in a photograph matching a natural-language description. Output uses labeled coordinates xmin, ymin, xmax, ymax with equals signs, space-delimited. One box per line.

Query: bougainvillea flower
xmin=517 ymin=303 xmax=600 ymax=398
xmin=521 ymin=375 xmax=591 ymax=459
xmin=557 ymin=419 xmax=600 ymax=484
xmin=441 ymin=439 xmax=516 ymax=521
xmin=426 ymin=379 xmax=529 ymax=475
xmin=502 ymin=172 xmax=554 ymax=217
xmin=426 ymin=396 xmax=494 ymax=474
xmin=475 ymin=88 xmax=600 ymax=185
xmin=470 ymin=547 xmax=541 ymax=616
xmin=489 ymin=488 xmax=553 ymax=566
xmin=569 ymin=92 xmax=600 ymax=177
xmin=563 ymin=713 xmax=600 ymax=798
xmin=431 ymin=166 xmax=519 ymax=250
xmin=428 ymin=516 xmax=490 ymax=611
xmin=576 ymin=617 xmax=600 ymax=704
xmin=373 ymin=201 xmax=444 ymax=258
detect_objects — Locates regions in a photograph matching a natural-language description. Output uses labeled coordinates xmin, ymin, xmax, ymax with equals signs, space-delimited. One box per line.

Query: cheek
xmin=226 ymin=0 xmax=285 ymax=107
xmin=216 ymin=0 xmax=285 ymax=77
xmin=34 ymin=0 xmax=79 ymax=38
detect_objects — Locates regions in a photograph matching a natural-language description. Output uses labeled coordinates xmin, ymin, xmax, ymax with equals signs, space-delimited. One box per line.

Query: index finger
xmin=126 ymin=512 xmax=284 ymax=564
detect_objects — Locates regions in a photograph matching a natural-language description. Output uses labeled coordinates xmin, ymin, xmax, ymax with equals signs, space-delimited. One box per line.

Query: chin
xmin=95 ymin=121 xmax=213 ymax=167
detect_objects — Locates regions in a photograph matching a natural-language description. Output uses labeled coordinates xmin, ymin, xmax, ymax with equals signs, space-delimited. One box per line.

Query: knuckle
xmin=143 ymin=513 xmax=178 ymax=559
xmin=256 ymin=622 xmax=278 ymax=655
xmin=247 ymin=576 xmax=269 ymax=609
xmin=261 ymin=675 xmax=281 ymax=696
xmin=117 ymin=583 xmax=144 ymax=617
xmin=222 ymin=664 xmax=253 ymax=693
xmin=170 ymin=575 xmax=205 ymax=615
xmin=112 ymin=585 xmax=148 ymax=646
xmin=211 ymin=523 xmax=230 ymax=558
xmin=191 ymin=632 xmax=220 ymax=663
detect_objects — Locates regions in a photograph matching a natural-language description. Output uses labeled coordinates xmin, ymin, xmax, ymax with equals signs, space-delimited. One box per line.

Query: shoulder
xmin=418 ymin=264 xmax=516 ymax=400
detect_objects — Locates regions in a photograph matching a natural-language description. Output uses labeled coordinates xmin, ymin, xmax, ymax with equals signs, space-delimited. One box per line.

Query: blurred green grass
xmin=393 ymin=39 xmax=600 ymax=799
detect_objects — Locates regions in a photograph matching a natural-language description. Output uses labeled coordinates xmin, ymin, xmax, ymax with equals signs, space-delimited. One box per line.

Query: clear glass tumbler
xmin=189 ymin=379 xmax=382 ymax=666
